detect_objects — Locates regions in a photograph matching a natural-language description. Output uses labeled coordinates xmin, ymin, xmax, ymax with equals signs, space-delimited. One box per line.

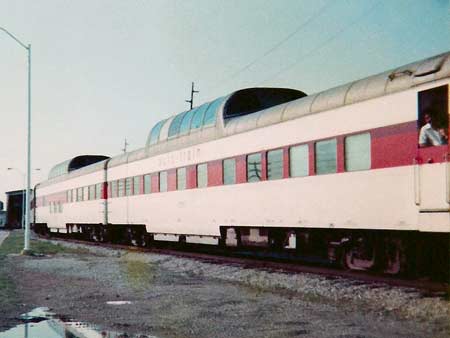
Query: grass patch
xmin=121 ymin=259 xmax=156 ymax=291
xmin=0 ymin=230 xmax=67 ymax=257
xmin=0 ymin=232 xmax=20 ymax=308
xmin=0 ymin=267 xmax=16 ymax=309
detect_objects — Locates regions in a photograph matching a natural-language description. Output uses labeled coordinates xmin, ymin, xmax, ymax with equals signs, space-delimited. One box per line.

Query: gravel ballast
xmin=2 ymin=237 xmax=449 ymax=338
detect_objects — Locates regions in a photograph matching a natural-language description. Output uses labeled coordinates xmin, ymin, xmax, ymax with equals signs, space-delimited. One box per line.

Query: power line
xmin=212 ymin=0 xmax=335 ymax=91
xmin=256 ymin=1 xmax=382 ymax=86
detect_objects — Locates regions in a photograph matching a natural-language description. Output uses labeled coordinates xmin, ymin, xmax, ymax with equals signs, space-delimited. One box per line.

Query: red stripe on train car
xmin=283 ymin=147 xmax=290 ymax=179
xmin=235 ymin=155 xmax=247 ymax=184
xmin=337 ymin=136 xmax=345 ymax=173
xmin=261 ymin=152 xmax=267 ymax=181
xmin=208 ymin=160 xmax=223 ymax=187
xmin=168 ymin=169 xmax=177 ymax=191
xmin=308 ymin=142 xmax=315 ymax=176
xmin=151 ymin=173 xmax=159 ymax=193
xmin=186 ymin=165 xmax=197 ymax=189
xmin=371 ymin=122 xmax=418 ymax=169
xmin=140 ymin=175 xmax=144 ymax=195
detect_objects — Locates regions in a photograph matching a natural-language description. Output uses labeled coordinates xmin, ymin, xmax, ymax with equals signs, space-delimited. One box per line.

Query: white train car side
xmin=34 ymin=52 xmax=450 ymax=278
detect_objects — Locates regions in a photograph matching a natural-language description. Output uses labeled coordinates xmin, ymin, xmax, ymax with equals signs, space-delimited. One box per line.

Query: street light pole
xmin=25 ymin=43 xmax=31 ymax=253
xmin=0 ymin=27 xmax=32 ymax=253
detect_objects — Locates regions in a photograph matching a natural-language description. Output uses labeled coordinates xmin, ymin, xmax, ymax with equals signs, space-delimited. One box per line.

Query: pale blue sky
xmin=0 ymin=0 xmax=449 ymax=202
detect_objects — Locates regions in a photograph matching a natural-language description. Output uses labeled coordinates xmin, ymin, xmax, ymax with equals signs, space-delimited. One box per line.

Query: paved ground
xmin=0 ymin=231 xmax=9 ymax=246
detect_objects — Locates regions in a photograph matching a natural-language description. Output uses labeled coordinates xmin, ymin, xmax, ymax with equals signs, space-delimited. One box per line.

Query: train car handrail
xmin=413 ymin=157 xmax=421 ymax=206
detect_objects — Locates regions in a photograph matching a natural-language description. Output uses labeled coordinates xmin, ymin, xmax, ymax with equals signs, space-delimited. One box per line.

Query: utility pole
xmin=122 ymin=139 xmax=129 ymax=153
xmin=185 ymin=82 xmax=199 ymax=110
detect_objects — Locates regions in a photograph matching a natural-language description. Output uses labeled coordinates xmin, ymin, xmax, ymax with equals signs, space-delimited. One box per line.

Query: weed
xmin=0 ymin=231 xmax=67 ymax=257
xmin=121 ymin=259 xmax=156 ymax=291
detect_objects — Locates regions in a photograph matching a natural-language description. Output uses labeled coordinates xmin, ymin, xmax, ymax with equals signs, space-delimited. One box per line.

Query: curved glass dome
xmin=148 ymin=119 xmax=166 ymax=145
xmin=48 ymin=155 xmax=109 ymax=179
xmin=146 ymin=96 xmax=226 ymax=146
xmin=145 ymin=88 xmax=306 ymax=147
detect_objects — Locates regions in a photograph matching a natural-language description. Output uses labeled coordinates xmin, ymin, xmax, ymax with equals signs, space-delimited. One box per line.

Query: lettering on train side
xmin=158 ymin=148 xmax=201 ymax=167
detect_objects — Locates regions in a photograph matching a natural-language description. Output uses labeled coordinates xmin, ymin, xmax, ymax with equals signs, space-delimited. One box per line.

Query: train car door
xmin=415 ymin=85 xmax=449 ymax=225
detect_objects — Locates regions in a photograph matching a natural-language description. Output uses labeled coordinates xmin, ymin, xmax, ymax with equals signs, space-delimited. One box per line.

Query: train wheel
xmin=342 ymin=236 xmax=376 ymax=271
xmin=382 ymin=238 xmax=405 ymax=275
xmin=97 ymin=226 xmax=106 ymax=243
xmin=125 ymin=227 xmax=138 ymax=246
xmin=141 ymin=233 xmax=151 ymax=247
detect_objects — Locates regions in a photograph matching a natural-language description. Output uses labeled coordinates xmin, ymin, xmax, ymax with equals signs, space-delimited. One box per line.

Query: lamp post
xmin=0 ymin=27 xmax=32 ymax=254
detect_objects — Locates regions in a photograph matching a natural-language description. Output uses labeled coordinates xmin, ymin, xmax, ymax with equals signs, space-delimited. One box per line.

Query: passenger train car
xmin=33 ymin=52 xmax=450 ymax=279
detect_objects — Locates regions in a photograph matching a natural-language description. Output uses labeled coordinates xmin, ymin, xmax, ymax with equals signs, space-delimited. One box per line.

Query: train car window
xmin=290 ymin=145 xmax=309 ymax=177
xmin=203 ymin=96 xmax=225 ymax=127
xmin=191 ymin=103 xmax=210 ymax=130
xmin=179 ymin=107 xmax=197 ymax=134
xmin=168 ymin=111 xmax=188 ymax=138
xmin=144 ymin=174 xmax=151 ymax=194
xmin=49 ymin=203 xmax=52 ymax=213
xmin=111 ymin=181 xmax=118 ymax=198
xmin=88 ymin=185 xmax=94 ymax=200
xmin=223 ymin=158 xmax=236 ymax=185
xmin=345 ymin=133 xmax=371 ymax=171
xmin=197 ymin=163 xmax=208 ymax=188
xmin=58 ymin=202 xmax=62 ymax=213
xmin=417 ymin=85 xmax=449 ymax=147
xmin=83 ymin=186 xmax=88 ymax=201
xmin=125 ymin=177 xmax=132 ymax=196
xmin=133 ymin=176 xmax=140 ymax=195
xmin=118 ymin=179 xmax=125 ymax=197
xmin=149 ymin=120 xmax=166 ymax=145
xmin=159 ymin=171 xmax=168 ymax=192
xmin=77 ymin=187 xmax=83 ymax=202
xmin=267 ymin=149 xmax=283 ymax=180
xmin=177 ymin=167 xmax=186 ymax=190
xmin=247 ymin=153 xmax=262 ymax=182
xmin=96 ymin=183 xmax=102 ymax=199
xmin=315 ymin=139 xmax=337 ymax=175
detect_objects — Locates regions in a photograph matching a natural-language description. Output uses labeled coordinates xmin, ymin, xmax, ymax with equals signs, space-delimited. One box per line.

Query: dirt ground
xmin=0 ymin=231 xmax=449 ymax=338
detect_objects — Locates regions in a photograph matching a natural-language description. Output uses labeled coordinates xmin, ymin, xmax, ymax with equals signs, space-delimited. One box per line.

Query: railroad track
xmin=41 ymin=234 xmax=449 ymax=296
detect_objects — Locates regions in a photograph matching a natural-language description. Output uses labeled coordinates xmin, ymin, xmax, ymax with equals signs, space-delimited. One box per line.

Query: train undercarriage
xmin=32 ymin=223 xmax=449 ymax=282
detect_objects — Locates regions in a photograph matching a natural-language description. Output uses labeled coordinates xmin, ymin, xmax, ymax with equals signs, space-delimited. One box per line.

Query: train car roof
xmin=141 ymin=52 xmax=449 ymax=154
xmin=41 ymin=51 xmax=450 ymax=181
xmin=224 ymin=52 xmax=450 ymax=136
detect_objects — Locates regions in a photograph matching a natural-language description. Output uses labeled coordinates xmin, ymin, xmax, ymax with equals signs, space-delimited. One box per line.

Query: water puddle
xmin=106 ymin=301 xmax=133 ymax=305
xmin=0 ymin=307 xmax=157 ymax=338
